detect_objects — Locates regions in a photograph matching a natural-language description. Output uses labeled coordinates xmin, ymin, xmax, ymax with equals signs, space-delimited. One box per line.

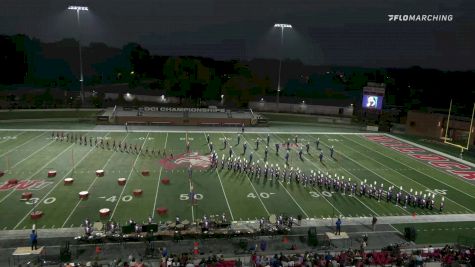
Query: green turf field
xmin=0 ymin=130 xmax=474 ymax=231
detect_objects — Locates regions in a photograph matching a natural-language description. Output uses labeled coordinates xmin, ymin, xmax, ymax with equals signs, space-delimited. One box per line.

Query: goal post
xmin=443 ymin=100 xmax=475 ymax=158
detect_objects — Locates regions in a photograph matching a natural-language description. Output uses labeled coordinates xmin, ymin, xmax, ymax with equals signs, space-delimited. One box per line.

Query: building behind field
xmin=406 ymin=110 xmax=475 ymax=148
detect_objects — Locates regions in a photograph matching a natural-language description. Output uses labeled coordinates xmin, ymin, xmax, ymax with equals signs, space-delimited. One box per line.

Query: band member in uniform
xmin=275 ymin=143 xmax=280 ymax=155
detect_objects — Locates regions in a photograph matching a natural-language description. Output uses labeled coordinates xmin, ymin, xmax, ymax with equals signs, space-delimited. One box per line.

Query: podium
xmin=324 ymin=232 xmax=351 ymax=249
xmin=11 ymin=246 xmax=45 ymax=266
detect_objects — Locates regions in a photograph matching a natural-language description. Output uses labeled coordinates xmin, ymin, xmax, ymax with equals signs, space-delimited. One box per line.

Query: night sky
xmin=1 ymin=0 xmax=474 ymax=70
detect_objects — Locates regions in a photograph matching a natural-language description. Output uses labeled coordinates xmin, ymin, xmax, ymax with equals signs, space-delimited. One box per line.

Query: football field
xmin=0 ymin=129 xmax=474 ymax=231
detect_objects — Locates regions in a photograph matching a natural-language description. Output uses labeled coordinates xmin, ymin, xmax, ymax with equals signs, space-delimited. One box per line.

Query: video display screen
xmin=362 ymin=95 xmax=383 ymax=110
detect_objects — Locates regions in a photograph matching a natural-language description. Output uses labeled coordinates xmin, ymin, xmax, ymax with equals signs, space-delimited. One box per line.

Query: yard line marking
xmin=0 ymin=142 xmax=76 ymax=205
xmin=9 ymin=139 xmax=56 ymax=169
xmin=0 ymin=128 xmax=383 ymax=135
xmin=314 ymin=135 xmax=412 ymax=214
xmin=354 ymin=135 xmax=475 ymax=199
xmin=15 ymin=132 xmax=112 ymax=230
xmin=189 ymin=178 xmax=195 ymax=222
xmin=152 ymin=133 xmax=168 ymax=219
xmin=0 ymin=131 xmax=47 ymax=158
xmin=0 ymin=131 xmax=26 ymax=145
xmin=214 ymin=170 xmax=235 ymax=221
xmin=339 ymin=135 xmax=474 ymax=213
xmin=223 ymin=133 xmax=272 ymax=216
xmin=245 ymin=133 xmax=309 ymax=217
xmin=279 ymin=182 xmax=309 ymax=218
xmin=111 ymin=132 xmax=150 ymax=219
xmin=208 ymin=133 xmax=235 ymax=221
xmin=271 ymin=134 xmax=345 ymax=216
xmin=61 ymin=133 xmax=125 ymax=227
xmin=189 ymin=132 xmax=195 ymax=222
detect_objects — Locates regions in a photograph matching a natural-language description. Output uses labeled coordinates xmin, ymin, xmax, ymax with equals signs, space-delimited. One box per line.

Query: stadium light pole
xmin=68 ymin=5 xmax=89 ymax=105
xmin=273 ymin=23 xmax=292 ymax=113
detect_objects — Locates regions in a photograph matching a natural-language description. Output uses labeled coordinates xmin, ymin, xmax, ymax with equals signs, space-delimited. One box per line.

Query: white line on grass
xmin=0 ymin=132 xmax=26 ymax=145
xmin=188 ymin=132 xmax=195 ymax=222
xmin=189 ymin=178 xmax=195 ymax=222
xmin=61 ymin=133 xmax=123 ymax=227
xmin=206 ymin=133 xmax=235 ymax=221
xmin=335 ymin=135 xmax=474 ymax=213
xmin=270 ymin=134 xmax=345 ymax=216
xmin=244 ymin=133 xmax=310 ymax=218
xmin=220 ymin=133 xmax=270 ymax=216
xmin=152 ymin=133 xmax=168 ymax=219
xmin=0 ymin=142 xmax=76 ymax=205
xmin=1 ymin=128 xmax=380 ymax=135
xmin=0 ymin=131 xmax=47 ymax=158
xmin=8 ymin=139 xmax=56 ymax=170
xmin=15 ymin=132 xmax=111 ymax=229
xmin=325 ymin=137 xmax=413 ymax=215
xmin=110 ymin=132 xmax=150 ymax=219
xmin=354 ymin=135 xmax=475 ymax=199
xmin=308 ymin=134 xmax=412 ymax=215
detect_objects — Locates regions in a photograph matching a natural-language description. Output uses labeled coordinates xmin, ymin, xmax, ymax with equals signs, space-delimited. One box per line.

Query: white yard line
xmin=0 ymin=131 xmax=47 ymax=158
xmin=0 ymin=132 xmax=26 ymax=145
xmin=60 ymin=133 xmax=124 ymax=228
xmin=189 ymin=179 xmax=195 ymax=222
xmin=110 ymin=132 xmax=150 ymax=219
xmin=279 ymin=182 xmax=310 ymax=218
xmin=152 ymin=133 xmax=168 ymax=219
xmin=15 ymin=132 xmax=111 ymax=229
xmin=244 ymin=133 xmax=310 ymax=218
xmin=188 ymin=132 xmax=195 ymax=222
xmin=8 ymin=140 xmax=56 ymax=170
xmin=335 ymin=135 xmax=474 ymax=213
xmin=0 ymin=142 xmax=76 ymax=205
xmin=205 ymin=132 xmax=235 ymax=221
xmin=270 ymin=134 xmax=346 ymax=216
xmin=0 ymin=128 xmax=378 ymax=135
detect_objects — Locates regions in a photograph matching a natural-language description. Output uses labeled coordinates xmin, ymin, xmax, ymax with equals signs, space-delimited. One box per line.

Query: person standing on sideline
xmin=372 ymin=216 xmax=377 ymax=231
xmin=125 ymin=122 xmax=128 ymax=132
xmin=30 ymin=230 xmax=38 ymax=250
xmin=335 ymin=218 xmax=341 ymax=235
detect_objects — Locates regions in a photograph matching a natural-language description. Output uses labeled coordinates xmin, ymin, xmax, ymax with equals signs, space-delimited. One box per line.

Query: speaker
xmin=404 ymin=227 xmax=416 ymax=241
xmin=308 ymin=227 xmax=318 ymax=246
xmin=122 ymin=224 xmax=134 ymax=234
xmin=142 ymin=223 xmax=158 ymax=233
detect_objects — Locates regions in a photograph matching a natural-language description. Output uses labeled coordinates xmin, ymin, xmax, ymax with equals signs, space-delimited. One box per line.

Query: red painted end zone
xmin=365 ymin=135 xmax=475 ymax=181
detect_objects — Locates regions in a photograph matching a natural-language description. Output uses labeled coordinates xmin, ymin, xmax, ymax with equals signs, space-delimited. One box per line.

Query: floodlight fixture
xmin=68 ymin=6 xmax=88 ymax=11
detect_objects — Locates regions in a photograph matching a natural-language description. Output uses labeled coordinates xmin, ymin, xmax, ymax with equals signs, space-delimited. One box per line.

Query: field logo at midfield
xmin=0 ymin=180 xmax=54 ymax=191
xmin=160 ymin=152 xmax=211 ymax=170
